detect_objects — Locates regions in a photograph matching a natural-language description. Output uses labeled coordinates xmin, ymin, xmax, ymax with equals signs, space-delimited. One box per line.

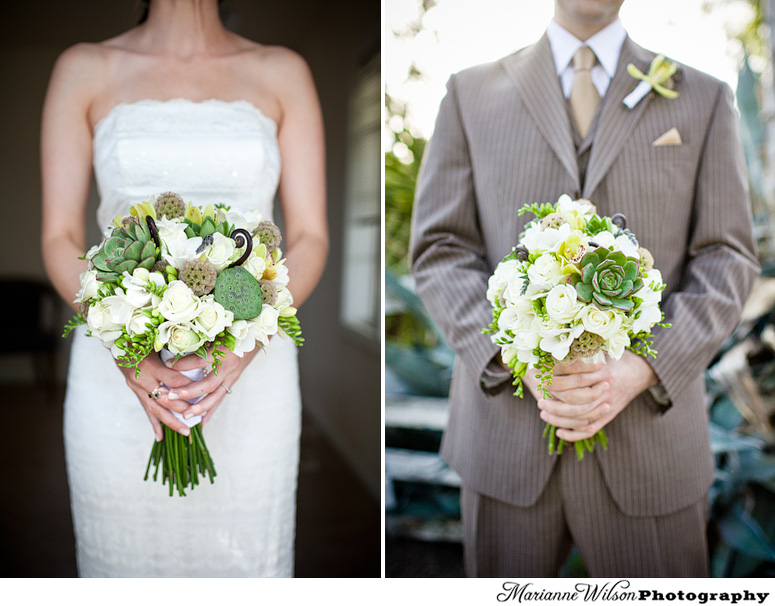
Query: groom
xmin=410 ymin=0 xmax=759 ymax=577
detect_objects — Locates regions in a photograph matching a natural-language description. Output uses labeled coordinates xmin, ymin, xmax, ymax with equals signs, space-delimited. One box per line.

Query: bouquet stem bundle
xmin=144 ymin=425 xmax=216 ymax=497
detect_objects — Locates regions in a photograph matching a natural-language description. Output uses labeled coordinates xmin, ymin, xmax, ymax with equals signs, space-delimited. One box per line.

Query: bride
xmin=40 ymin=0 xmax=328 ymax=577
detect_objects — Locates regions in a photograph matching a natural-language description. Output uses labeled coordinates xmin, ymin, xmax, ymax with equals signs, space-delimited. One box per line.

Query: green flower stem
xmin=543 ymin=423 xmax=609 ymax=461
xmin=145 ymin=422 xmax=216 ymax=496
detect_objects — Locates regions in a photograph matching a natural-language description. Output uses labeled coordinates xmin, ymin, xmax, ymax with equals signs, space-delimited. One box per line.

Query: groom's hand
xmin=534 ymin=352 xmax=659 ymax=442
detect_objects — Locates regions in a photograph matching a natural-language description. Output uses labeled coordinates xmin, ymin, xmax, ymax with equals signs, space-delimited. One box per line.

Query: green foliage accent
xmin=278 ymin=315 xmax=304 ymax=347
xmin=113 ymin=330 xmax=159 ymax=379
xmin=517 ymin=202 xmax=557 ymax=220
xmin=585 ymin=214 xmax=614 ymax=236
xmin=63 ymin=313 xmax=86 ymax=338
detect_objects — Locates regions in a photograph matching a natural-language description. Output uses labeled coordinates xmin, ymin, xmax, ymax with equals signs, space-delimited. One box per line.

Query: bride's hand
xmin=164 ymin=345 xmax=261 ymax=426
xmin=117 ymin=354 xmax=196 ymax=441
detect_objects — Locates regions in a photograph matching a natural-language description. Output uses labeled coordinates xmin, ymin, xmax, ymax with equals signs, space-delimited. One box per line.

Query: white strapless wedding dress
xmin=63 ymin=99 xmax=301 ymax=577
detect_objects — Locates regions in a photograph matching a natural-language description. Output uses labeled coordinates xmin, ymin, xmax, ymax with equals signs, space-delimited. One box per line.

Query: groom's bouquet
xmin=64 ymin=192 xmax=303 ymax=496
xmin=484 ymin=195 xmax=669 ymax=460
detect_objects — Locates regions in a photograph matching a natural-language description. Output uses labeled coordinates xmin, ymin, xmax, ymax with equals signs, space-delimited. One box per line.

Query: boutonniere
xmin=623 ymin=55 xmax=680 ymax=109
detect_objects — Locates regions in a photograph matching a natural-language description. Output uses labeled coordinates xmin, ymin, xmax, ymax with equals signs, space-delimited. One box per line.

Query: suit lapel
xmin=583 ymin=37 xmax=656 ymax=198
xmin=501 ymin=35 xmax=580 ymax=193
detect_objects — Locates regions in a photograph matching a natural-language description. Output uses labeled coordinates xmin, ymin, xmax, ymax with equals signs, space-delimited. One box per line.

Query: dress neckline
xmin=93 ymin=98 xmax=278 ymax=136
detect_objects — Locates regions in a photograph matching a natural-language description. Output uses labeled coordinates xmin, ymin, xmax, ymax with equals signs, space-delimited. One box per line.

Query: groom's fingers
xmin=539 ymin=402 xmax=610 ymax=430
xmin=545 ymin=380 xmax=610 ymax=407
xmin=547 ymin=369 xmax=609 ymax=394
xmin=556 ymin=416 xmax=611 ymax=442
xmin=552 ymin=360 xmax=605 ymax=376
xmin=538 ymin=397 xmax=609 ymax=422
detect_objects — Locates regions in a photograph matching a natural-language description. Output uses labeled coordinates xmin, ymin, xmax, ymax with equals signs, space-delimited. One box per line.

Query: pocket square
xmin=652 ymin=127 xmax=682 ymax=147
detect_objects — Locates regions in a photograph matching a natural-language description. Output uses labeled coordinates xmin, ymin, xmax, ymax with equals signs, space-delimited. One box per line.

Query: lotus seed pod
xmin=179 ymin=259 xmax=218 ymax=296
xmin=253 ymin=221 xmax=282 ymax=253
xmin=214 ymin=266 xmax=263 ymax=320
xmin=154 ymin=192 xmax=186 ymax=219
xmin=258 ymin=279 xmax=278 ymax=306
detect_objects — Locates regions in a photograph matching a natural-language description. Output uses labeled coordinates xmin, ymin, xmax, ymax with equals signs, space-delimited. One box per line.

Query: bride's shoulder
xmin=240 ymin=43 xmax=316 ymax=99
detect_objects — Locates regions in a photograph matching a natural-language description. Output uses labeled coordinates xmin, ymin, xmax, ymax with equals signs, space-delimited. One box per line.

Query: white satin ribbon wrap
xmin=159 ymin=348 xmax=205 ymax=428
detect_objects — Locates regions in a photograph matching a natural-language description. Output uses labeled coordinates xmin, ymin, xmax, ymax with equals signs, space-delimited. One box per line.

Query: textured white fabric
xmin=64 ymin=99 xmax=301 ymax=578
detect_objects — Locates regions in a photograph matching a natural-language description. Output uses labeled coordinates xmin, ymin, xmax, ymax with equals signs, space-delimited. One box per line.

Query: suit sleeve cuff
xmin=480 ymin=353 xmax=513 ymax=391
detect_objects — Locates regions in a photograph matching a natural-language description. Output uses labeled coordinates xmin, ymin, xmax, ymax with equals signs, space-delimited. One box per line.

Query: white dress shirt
xmin=546 ymin=19 xmax=627 ymax=99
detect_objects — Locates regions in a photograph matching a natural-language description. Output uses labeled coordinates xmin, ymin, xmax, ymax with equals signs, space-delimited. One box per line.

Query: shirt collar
xmin=546 ymin=18 xmax=626 ymax=79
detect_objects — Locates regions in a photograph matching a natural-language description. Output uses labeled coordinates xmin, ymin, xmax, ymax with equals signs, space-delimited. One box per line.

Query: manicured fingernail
xmin=168 ymin=392 xmax=179 ymax=400
xmin=165 ymin=360 xmax=174 ymax=368
xmin=179 ymin=427 xmax=190 ymax=437
xmin=183 ymin=412 xmax=192 ymax=420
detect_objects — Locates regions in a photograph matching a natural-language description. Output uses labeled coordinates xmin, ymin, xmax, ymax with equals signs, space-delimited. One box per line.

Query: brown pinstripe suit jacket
xmin=410 ymin=34 xmax=760 ymax=516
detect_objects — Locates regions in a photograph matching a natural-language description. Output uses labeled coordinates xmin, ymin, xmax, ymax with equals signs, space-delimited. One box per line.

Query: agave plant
xmin=572 ymin=247 xmax=642 ymax=311
xmin=90 ymin=219 xmax=158 ymax=283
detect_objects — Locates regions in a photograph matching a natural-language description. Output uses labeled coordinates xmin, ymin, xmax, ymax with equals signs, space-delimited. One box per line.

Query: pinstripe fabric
xmin=409 ymin=32 xmax=759 ymax=527
xmin=461 ymin=453 xmax=709 ymax=577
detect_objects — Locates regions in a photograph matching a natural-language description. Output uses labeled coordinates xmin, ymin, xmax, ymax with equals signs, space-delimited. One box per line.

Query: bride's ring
xmin=148 ymin=383 xmax=164 ymax=400
xmin=220 ymin=383 xmax=232 ymax=395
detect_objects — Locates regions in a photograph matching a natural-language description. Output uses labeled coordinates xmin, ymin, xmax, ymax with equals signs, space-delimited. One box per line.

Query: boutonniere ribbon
xmin=623 ymin=55 xmax=680 ymax=109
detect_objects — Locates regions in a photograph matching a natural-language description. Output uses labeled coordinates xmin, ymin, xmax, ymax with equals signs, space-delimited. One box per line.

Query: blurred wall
xmin=0 ymin=0 xmax=381 ymax=497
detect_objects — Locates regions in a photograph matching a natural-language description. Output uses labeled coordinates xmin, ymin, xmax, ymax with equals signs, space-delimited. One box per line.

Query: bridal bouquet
xmin=64 ymin=192 xmax=303 ymax=495
xmin=484 ymin=195 xmax=669 ymax=460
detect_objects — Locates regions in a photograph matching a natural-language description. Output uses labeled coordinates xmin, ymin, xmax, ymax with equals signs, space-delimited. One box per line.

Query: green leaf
xmin=124 ymin=240 xmax=144 ymax=262
xmin=576 ymin=282 xmax=593 ymax=302
xmin=91 ymin=251 xmax=110 ymax=271
xmin=717 ymin=505 xmax=775 ymax=562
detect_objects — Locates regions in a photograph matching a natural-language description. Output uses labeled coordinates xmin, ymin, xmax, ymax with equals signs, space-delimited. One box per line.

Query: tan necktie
xmin=569 ymin=46 xmax=600 ymax=138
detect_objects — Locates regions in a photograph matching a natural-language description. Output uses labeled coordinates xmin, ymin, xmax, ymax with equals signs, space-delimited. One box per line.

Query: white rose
xmin=577 ymin=305 xmax=624 ymax=341
xmin=525 ymin=253 xmax=565 ymax=295
xmin=86 ymin=300 xmax=124 ymax=342
xmin=225 ymin=208 xmax=262 ymax=233
xmin=591 ymin=231 xmax=616 ymax=250
xmin=126 ymin=309 xmax=154 ymax=336
xmin=251 ymin=305 xmax=280 ymax=345
xmin=157 ymin=321 xmax=206 ymax=356
xmin=158 ymin=280 xmax=200 ymax=323
xmin=243 ymin=253 xmax=268 ymax=282
xmin=193 ymin=297 xmax=234 ymax=340
xmin=521 ymin=223 xmax=572 ymax=254
xmin=202 ymin=232 xmax=239 ymax=271
xmin=228 ymin=320 xmax=257 ymax=357
xmin=273 ymin=286 xmax=294 ymax=310
xmin=614 ymin=234 xmax=640 ymax=259
xmin=606 ymin=331 xmax=631 ymax=360
xmin=487 ymin=259 xmax=522 ymax=304
xmin=556 ymin=195 xmax=596 ymax=215
xmin=545 ymin=283 xmax=583 ymax=324
xmin=272 ymin=263 xmax=290 ymax=288
xmin=75 ymin=269 xmax=100 ymax=303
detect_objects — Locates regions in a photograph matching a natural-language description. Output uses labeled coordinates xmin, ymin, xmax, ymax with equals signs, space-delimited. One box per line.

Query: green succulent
xmin=183 ymin=215 xmax=233 ymax=240
xmin=572 ymin=246 xmax=642 ymax=311
xmin=214 ymin=266 xmax=262 ymax=320
xmin=90 ymin=220 xmax=158 ymax=283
